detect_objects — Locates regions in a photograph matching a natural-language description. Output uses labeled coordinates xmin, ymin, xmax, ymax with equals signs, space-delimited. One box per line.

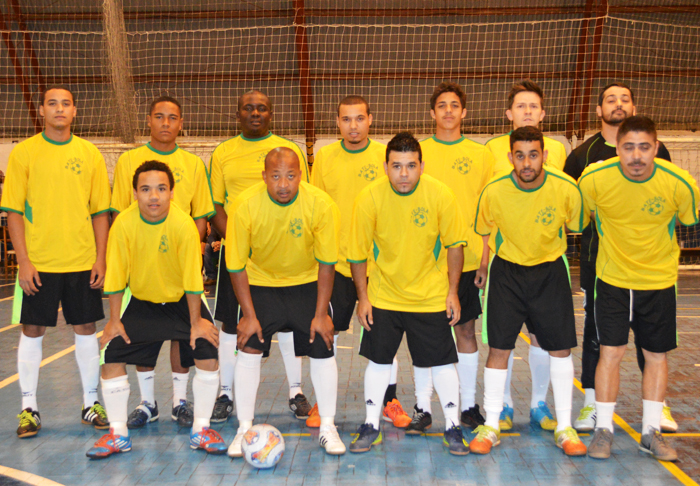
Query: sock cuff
xmin=484 ymin=367 xmax=508 ymax=377
xmin=138 ymin=370 xmax=156 ymax=378
xmin=458 ymin=350 xmax=479 ymax=362
xmin=219 ymin=330 xmax=237 ymax=343
xmin=367 ymin=360 xmax=393 ymax=372
xmin=19 ymin=333 xmax=44 ymax=345
xmin=101 ymin=375 xmax=129 ymax=390
xmin=529 ymin=345 xmax=549 ymax=357
xmin=238 ymin=351 xmax=263 ymax=367
xmin=172 ymin=371 xmax=189 ymax=380
xmin=74 ymin=332 xmax=97 ymax=343
xmin=194 ymin=367 xmax=219 ymax=382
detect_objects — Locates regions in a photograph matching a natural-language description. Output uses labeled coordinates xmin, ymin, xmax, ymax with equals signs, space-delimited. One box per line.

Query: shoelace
xmin=386 ymin=401 xmax=405 ymax=417
xmin=91 ymin=403 xmax=107 ymax=419
xmin=578 ymin=404 xmax=595 ymax=418
xmin=473 ymin=425 xmax=495 ymax=441
xmin=558 ymin=428 xmax=581 ymax=443
xmin=198 ymin=428 xmax=223 ymax=445
xmin=94 ymin=432 xmax=119 ymax=450
xmin=17 ymin=411 xmax=35 ymax=427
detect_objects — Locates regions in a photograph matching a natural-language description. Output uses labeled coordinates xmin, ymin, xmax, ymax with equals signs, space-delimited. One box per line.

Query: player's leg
xmin=17 ymin=324 xmax=45 ymax=438
xmin=575 ymin=259 xmax=598 ymax=431
xmin=527 ymin=332 xmax=555 ymax=430
xmin=212 ymin=247 xmax=237 ymax=422
xmin=499 ymin=350 xmax=515 ymax=430
xmin=170 ymin=342 xmax=193 ymax=426
xmin=86 ymin=361 xmax=132 ymax=459
xmin=190 ymin=358 xmax=225 ymax=454
xmin=382 ymin=356 xmax=410 ymax=427
xmin=127 ymin=365 xmax=159 ymax=429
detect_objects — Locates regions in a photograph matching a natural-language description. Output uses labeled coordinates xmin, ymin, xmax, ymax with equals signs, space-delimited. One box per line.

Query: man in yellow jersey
xmin=579 ymin=116 xmax=698 ymax=462
xmin=484 ymin=79 xmax=567 ymax=431
xmin=209 ymin=91 xmax=313 ymax=419
xmin=348 ymin=132 xmax=470 ymax=456
xmin=110 ymin=96 xmax=216 ymax=429
xmin=225 ymin=147 xmax=345 ymax=457
xmin=415 ymin=82 xmax=494 ymax=434
xmin=310 ymin=96 xmax=410 ymax=429
xmin=2 ymin=85 xmax=111 ymax=438
xmin=470 ymin=127 xmax=587 ymax=457
xmin=89 ymin=161 xmax=224 ymax=458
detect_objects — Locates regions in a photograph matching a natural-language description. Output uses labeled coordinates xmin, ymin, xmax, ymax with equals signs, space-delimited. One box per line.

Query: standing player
xmin=348 ymin=132 xmax=470 ymax=456
xmin=2 ymin=85 xmax=111 ymax=438
xmin=417 ymin=82 xmax=494 ymax=433
xmin=484 ymin=79 xmax=567 ymax=431
xmin=87 ymin=161 xmax=224 ymax=458
xmin=110 ymin=96 xmax=216 ymax=429
xmin=564 ymin=83 xmax=677 ymax=433
xmin=310 ymin=96 xmax=410 ymax=429
xmin=470 ymin=127 xmax=587 ymax=456
xmin=225 ymin=147 xmax=345 ymax=456
xmin=209 ymin=91 xmax=313 ymax=420
xmin=579 ymin=116 xmax=697 ymax=461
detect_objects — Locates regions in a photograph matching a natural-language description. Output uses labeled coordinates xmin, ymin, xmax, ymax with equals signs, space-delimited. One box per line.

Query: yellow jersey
xmin=486 ymin=132 xmax=567 ymax=174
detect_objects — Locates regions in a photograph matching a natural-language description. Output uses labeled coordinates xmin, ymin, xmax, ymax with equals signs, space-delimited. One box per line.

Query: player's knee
xmin=73 ymin=322 xmax=96 ymax=335
xmin=486 ymin=347 xmax=511 ymax=369
xmin=599 ymin=344 xmax=626 ymax=363
xmin=241 ymin=346 xmax=263 ymax=356
xmin=22 ymin=324 xmax=46 ymax=338
xmin=101 ymin=362 xmax=127 ymax=379
xmin=549 ymin=349 xmax=571 ymax=358
xmin=136 ymin=365 xmax=155 ymax=372
xmin=640 ymin=349 xmax=666 ymax=364
xmin=194 ymin=359 xmax=219 ymax=372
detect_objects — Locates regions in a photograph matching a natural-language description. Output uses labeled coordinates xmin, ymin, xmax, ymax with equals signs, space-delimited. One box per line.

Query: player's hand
xmin=18 ymin=261 xmax=41 ymax=296
xmin=446 ymin=292 xmax=461 ymax=326
xmin=100 ymin=318 xmax=129 ymax=350
xmin=237 ymin=316 xmax=263 ymax=350
xmin=212 ymin=241 xmax=221 ymax=252
xmin=357 ymin=297 xmax=374 ymax=332
xmin=310 ymin=313 xmax=334 ymax=351
xmin=474 ymin=263 xmax=488 ymax=290
xmin=191 ymin=317 xmax=219 ymax=349
xmin=89 ymin=259 xmax=106 ymax=289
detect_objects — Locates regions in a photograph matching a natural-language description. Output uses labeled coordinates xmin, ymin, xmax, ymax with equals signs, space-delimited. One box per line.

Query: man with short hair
xmin=209 ymin=91 xmax=313 ymax=420
xmin=2 ymin=85 xmax=111 ymax=438
xmin=87 ymin=161 xmax=224 ymax=458
xmin=111 ymin=95 xmax=216 ymax=429
xmin=348 ymin=132 xmax=470 ymax=456
xmin=226 ymin=147 xmax=345 ymax=457
xmin=579 ymin=116 xmax=698 ymax=461
xmin=471 ymin=126 xmax=587 ymax=456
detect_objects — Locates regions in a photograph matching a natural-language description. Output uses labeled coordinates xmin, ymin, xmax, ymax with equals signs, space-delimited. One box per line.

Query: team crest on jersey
xmin=411 ymin=207 xmax=428 ymax=227
xmin=257 ymin=152 xmax=267 ymax=165
xmin=65 ymin=157 xmax=83 ymax=174
xmin=451 ymin=156 xmax=472 ymax=175
xmin=535 ymin=206 xmax=556 ymax=226
xmin=171 ymin=166 xmax=184 ymax=183
xmin=289 ymin=218 xmax=303 ymax=238
xmin=158 ymin=235 xmax=169 ymax=253
xmin=358 ymin=164 xmax=379 ymax=181
xmin=642 ymin=196 xmax=665 ymax=216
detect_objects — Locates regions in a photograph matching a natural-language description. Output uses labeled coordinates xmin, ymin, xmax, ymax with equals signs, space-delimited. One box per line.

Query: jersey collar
xmin=267 ymin=190 xmax=299 ymax=207
xmin=389 ymin=178 xmax=421 ymax=196
xmin=147 ymin=142 xmax=178 ymax=156
xmin=509 ymin=170 xmax=548 ymax=192
xmin=341 ymin=139 xmax=371 ymax=154
xmin=42 ymin=132 xmax=73 ymax=145
xmin=241 ymin=132 xmax=272 ymax=142
xmin=617 ymin=161 xmax=657 ymax=183
xmin=139 ymin=213 xmax=168 ymax=225
xmin=432 ymin=135 xmax=464 ymax=146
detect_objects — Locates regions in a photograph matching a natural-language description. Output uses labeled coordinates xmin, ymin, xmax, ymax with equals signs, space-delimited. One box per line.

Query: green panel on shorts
xmin=100 ymin=341 xmax=108 ymax=366
xmin=562 ymin=254 xmax=571 ymax=286
xmin=213 ymin=247 xmax=224 ymax=317
xmin=12 ymin=276 xmax=23 ymax=325
xmin=675 ymin=282 xmax=679 ymax=345
xmin=120 ymin=287 xmax=132 ymax=319
xmin=481 ymin=257 xmax=494 ymax=345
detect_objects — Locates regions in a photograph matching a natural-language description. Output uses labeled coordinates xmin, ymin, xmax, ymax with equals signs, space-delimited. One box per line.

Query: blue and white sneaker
xmin=86 ymin=429 xmax=132 ymax=459
xmin=190 ymin=427 xmax=227 ymax=455
xmin=127 ymin=401 xmax=159 ymax=429
xmin=530 ymin=401 xmax=557 ymax=431
xmin=499 ymin=404 xmax=514 ymax=431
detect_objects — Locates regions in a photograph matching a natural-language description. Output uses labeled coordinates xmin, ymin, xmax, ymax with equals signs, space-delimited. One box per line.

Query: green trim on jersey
xmin=227 ymin=265 xmax=246 ymax=273
xmin=139 ymin=214 xmax=167 ymax=225
xmin=1 ymin=207 xmax=23 ymax=216
xmin=668 ymin=215 xmax=677 ymax=239
xmin=474 ymin=172 xmax=512 ymax=235
xmin=42 ymin=132 xmax=73 ymax=146
xmin=146 ymin=142 xmax=178 ymax=156
xmin=445 ymin=240 xmax=468 ymax=249
xmin=373 ymin=240 xmax=379 ymax=261
xmin=656 ymin=164 xmax=698 ymax=224
xmin=578 ymin=159 xmax=620 ymax=184
xmin=341 ymin=139 xmax=372 ymax=154
xmin=389 ymin=178 xmax=420 ymax=197
xmin=103 ymin=287 xmax=127 ymax=295
xmin=481 ymin=256 xmax=494 ymax=345
xmin=595 ymin=211 xmax=604 ymax=237
xmin=91 ymin=208 xmax=111 ymax=217
xmin=617 ymin=162 xmax=657 ymax=184
xmin=241 ymin=132 xmax=273 ymax=142
xmin=495 ymin=229 xmax=504 ymax=254
xmin=268 ymin=190 xmax=299 ymax=207
xmin=24 ymin=202 xmax=33 ymax=224
xmin=432 ymin=135 xmax=465 ymax=146
xmin=509 ymin=171 xmax=547 ymax=193
xmin=433 ymin=236 xmax=441 ymax=261
xmin=316 ymin=257 xmax=338 ymax=265
xmin=347 ymin=258 xmax=367 ymax=264
xmin=184 ymin=290 xmax=204 ymax=294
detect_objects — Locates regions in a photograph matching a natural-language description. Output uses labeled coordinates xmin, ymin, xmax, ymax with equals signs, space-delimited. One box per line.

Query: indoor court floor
xmin=0 ymin=269 xmax=698 ymax=486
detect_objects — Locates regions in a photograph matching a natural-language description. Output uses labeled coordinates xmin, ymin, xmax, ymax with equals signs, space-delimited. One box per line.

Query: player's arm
xmin=90 ymin=212 xmax=109 ymax=289
xmin=475 ymin=235 xmax=490 ymax=289
xmin=186 ymin=292 xmax=219 ymax=349
xmin=310 ymin=263 xmax=335 ymax=351
xmin=100 ymin=292 xmax=130 ymax=349
xmin=350 ymin=261 xmax=372 ymax=331
xmin=210 ymin=204 xmax=227 ymax=239
xmin=7 ymin=212 xmax=41 ymax=295
xmin=194 ymin=218 xmax=207 ymax=242
xmin=230 ymin=270 xmax=263 ymax=350
xmin=208 ymin=150 xmax=228 ymax=237
xmin=446 ymin=246 xmax=463 ymax=325
xmin=109 ymin=153 xmax=131 ymax=213
xmin=348 ymin=192 xmax=375 ymax=331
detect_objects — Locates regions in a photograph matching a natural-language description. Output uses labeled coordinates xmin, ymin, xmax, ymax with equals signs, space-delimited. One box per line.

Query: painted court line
xmin=0 ymin=323 xmax=20 ymax=333
xmin=0 ymin=465 xmax=64 ymax=486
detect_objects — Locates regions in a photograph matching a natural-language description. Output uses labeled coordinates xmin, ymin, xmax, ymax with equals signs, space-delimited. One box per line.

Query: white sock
xmin=642 ymin=400 xmax=664 ymax=435
xmin=529 ymin=345 xmax=550 ymax=409
xmin=483 ymin=367 xmax=508 ymax=429
xmin=457 ymin=351 xmax=479 ymax=410
xmin=74 ymin=333 xmax=100 ymax=408
xmin=192 ymin=367 xmax=219 ymax=433
xmin=503 ymin=351 xmax=514 ymax=408
xmin=234 ymin=351 xmax=262 ymax=422
xmin=18 ymin=333 xmax=43 ymax=411
xmin=333 ymin=334 xmax=339 ymax=355
xmin=583 ymin=388 xmax=596 ymax=407
xmin=413 ymin=366 xmax=433 ymax=414
xmin=364 ymin=360 xmax=391 ymax=428
xmin=310 ymin=356 xmax=338 ymax=420
xmin=595 ymin=401 xmax=616 ymax=432
xmin=550 ymin=355 xmax=574 ymax=432
xmin=432 ymin=364 xmax=460 ymax=429
xmin=218 ymin=330 xmax=237 ymax=399
xmin=101 ymin=375 xmax=130 ymax=437
xmin=389 ymin=356 xmax=398 ymax=386
xmin=278 ymin=332 xmax=302 ymax=398
xmin=172 ymin=372 xmax=189 ymax=404
xmin=137 ymin=370 xmax=156 ymax=406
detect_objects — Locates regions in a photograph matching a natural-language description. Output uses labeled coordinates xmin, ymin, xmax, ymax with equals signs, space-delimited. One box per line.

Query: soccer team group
xmin=4 ymin=79 xmax=696 ymax=463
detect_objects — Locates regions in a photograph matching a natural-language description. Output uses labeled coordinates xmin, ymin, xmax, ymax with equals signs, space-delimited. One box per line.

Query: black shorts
xmin=102 ymin=293 xmax=218 ymax=368
xmin=457 ymin=270 xmax=482 ymax=325
xmin=13 ymin=271 xmax=104 ymax=326
xmin=240 ymin=282 xmax=334 ymax=360
xmin=594 ymin=278 xmax=677 ymax=353
xmin=214 ymin=244 xmax=240 ymax=334
xmin=330 ymin=272 xmax=357 ymax=332
xmin=483 ymin=255 xmax=577 ymax=352
xmin=359 ymin=307 xmax=458 ymax=368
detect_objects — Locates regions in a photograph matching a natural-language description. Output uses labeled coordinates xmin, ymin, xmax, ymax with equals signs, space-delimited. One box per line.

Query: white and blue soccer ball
xmin=241 ymin=424 xmax=285 ymax=469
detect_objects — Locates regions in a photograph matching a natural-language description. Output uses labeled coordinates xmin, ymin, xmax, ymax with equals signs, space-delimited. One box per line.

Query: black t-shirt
xmin=564 ymin=132 xmax=672 ymax=262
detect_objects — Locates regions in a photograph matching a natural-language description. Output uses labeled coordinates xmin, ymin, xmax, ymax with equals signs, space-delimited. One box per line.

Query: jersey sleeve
xmin=225 ymin=198 xmax=252 ymax=272
xmin=0 ymin=144 xmax=29 ymax=214
xmin=577 ymin=170 xmax=597 ymax=217
xmin=565 ymin=181 xmax=587 ymax=232
xmin=310 ymin=150 xmax=325 ymax=191
xmin=104 ymin=220 xmax=129 ymax=294
xmin=312 ymin=196 xmax=340 ymax=265
xmin=179 ymin=218 xmax=205 ymax=293
xmin=480 ymin=148 xmax=496 ymax=190
xmin=347 ymin=189 xmax=375 ymax=263
xmin=110 ymin=152 xmax=132 ymax=213
xmin=89 ymin=149 xmax=111 ymax=216
xmin=438 ymin=188 xmax=468 ymax=248
xmin=548 ymin=141 xmax=567 ymax=171
xmin=209 ymin=148 xmax=226 ymax=207
xmin=474 ymin=186 xmax=494 ymax=236
xmin=674 ymin=172 xmax=700 ymax=226
xmin=191 ymin=157 xmax=216 ymax=220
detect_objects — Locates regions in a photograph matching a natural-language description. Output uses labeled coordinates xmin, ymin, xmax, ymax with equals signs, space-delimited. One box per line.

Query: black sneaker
xmin=210 ymin=395 xmax=233 ymax=423
xmin=443 ymin=425 xmax=470 ymax=455
xmin=289 ymin=393 xmax=312 ymax=419
xmin=405 ymin=405 xmax=432 ymax=435
xmin=349 ymin=423 xmax=382 ymax=453
xmin=172 ymin=399 xmax=194 ymax=427
xmin=460 ymin=404 xmax=485 ymax=430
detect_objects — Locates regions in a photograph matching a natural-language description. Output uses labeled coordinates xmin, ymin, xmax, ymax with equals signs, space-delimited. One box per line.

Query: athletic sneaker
xmin=660 ymin=405 xmax=678 ymax=433
xmin=530 ymin=401 xmax=557 ymax=430
xmin=319 ymin=424 xmax=346 ymax=455
xmin=639 ymin=427 xmax=678 ymax=461
xmin=190 ymin=427 xmax=228 ymax=454
xmin=460 ymin=405 xmax=485 ymax=430
xmin=573 ymin=403 xmax=596 ymax=432
xmin=81 ymin=401 xmax=110 ymax=429
xmin=588 ymin=427 xmax=614 ymax=459
xmin=554 ymin=427 xmax=587 ymax=456
xmin=172 ymin=399 xmax=194 ymax=427
xmin=228 ymin=426 xmax=249 ymax=458
xmin=382 ymin=399 xmax=411 ymax=428
xmin=349 ymin=423 xmax=382 ymax=453
xmin=306 ymin=404 xmax=320 ymax=428
xmin=499 ymin=404 xmax=514 ymax=431
xmin=405 ymin=405 xmax=432 ymax=435
xmin=443 ymin=425 xmax=470 ymax=455
xmin=469 ymin=425 xmax=500 ymax=455
xmin=86 ymin=429 xmax=132 ymax=459
xmin=127 ymin=401 xmax=159 ymax=429
xmin=16 ymin=408 xmax=41 ymax=438
xmin=289 ymin=393 xmax=313 ymax=419
xmin=210 ymin=395 xmax=233 ymax=423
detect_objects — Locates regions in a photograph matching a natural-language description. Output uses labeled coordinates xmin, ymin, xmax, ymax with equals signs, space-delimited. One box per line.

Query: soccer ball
xmin=241 ymin=424 xmax=285 ymax=469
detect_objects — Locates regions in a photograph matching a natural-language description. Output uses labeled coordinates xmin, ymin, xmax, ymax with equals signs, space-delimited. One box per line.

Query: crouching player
xmin=87 ymin=161 xmax=224 ymax=458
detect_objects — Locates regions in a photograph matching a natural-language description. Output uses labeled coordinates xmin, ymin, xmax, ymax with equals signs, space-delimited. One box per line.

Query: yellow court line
xmin=664 ymin=434 xmax=700 ymax=438
xmin=0 ymin=295 xmax=13 ymax=302
xmin=282 ymin=433 xmax=311 ymax=437
xmin=0 ymin=323 xmax=20 ymax=333
xmin=0 ymin=465 xmax=64 ymax=486
xmin=425 ymin=432 xmax=520 ymax=437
